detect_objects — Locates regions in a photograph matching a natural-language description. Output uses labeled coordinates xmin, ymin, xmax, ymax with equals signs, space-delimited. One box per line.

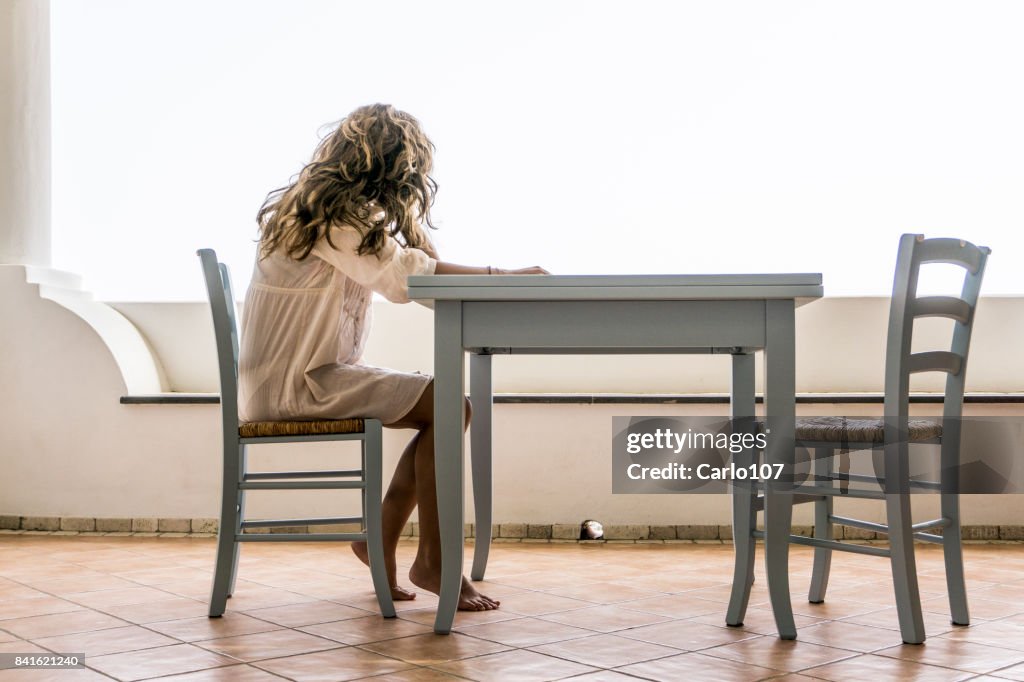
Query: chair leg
xmin=363 ymin=420 xmax=395 ymax=618
xmin=727 ymin=352 xmax=756 ymax=626
xmin=762 ymin=300 xmax=797 ymax=640
xmin=469 ymin=352 xmax=493 ymax=582
xmin=808 ymin=447 xmax=834 ymax=603
xmin=210 ymin=442 xmax=242 ymax=617
xmin=940 ymin=429 xmax=969 ymax=626
xmin=228 ymin=445 xmax=247 ymax=597
xmin=764 ymin=490 xmax=797 ymax=639
xmin=886 ymin=491 xmax=926 ymax=644
xmin=727 ymin=480 xmax=757 ymax=626
xmin=942 ymin=491 xmax=969 ymax=625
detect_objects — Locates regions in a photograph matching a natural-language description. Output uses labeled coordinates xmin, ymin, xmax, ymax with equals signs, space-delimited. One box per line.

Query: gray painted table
xmin=407 ymin=274 xmax=824 ymax=635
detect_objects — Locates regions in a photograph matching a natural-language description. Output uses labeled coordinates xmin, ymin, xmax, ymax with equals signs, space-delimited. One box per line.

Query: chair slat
xmin=243 ymin=470 xmax=363 ymax=480
xmin=239 ymin=480 xmax=366 ymax=490
xmin=752 ymin=530 xmax=892 ymax=557
xmin=907 ymin=350 xmax=962 ymax=375
xmin=787 ymin=534 xmax=892 ymax=558
xmin=914 ymin=237 xmax=988 ymax=273
xmin=241 ymin=516 xmax=362 ymax=528
xmin=913 ymin=296 xmax=971 ymax=323
xmin=826 ymin=473 xmax=942 ymax=491
xmin=788 ymin=484 xmax=887 ymax=500
xmin=912 ymin=518 xmax=951 ymax=532
xmin=236 ymin=533 xmax=367 ymax=542
xmin=830 ymin=514 xmax=888 ymax=534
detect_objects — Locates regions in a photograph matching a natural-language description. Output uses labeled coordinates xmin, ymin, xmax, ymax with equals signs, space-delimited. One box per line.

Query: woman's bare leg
xmin=406 ymin=419 xmax=499 ymax=610
xmin=355 ymin=382 xmax=498 ymax=611
xmin=405 ymin=386 xmax=498 ymax=610
xmin=351 ymin=432 xmax=420 ymax=600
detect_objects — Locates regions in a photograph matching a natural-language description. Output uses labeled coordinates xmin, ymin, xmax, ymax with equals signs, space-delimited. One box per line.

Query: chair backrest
xmin=884 ymin=234 xmax=991 ymax=422
xmin=198 ymin=249 xmax=241 ymax=430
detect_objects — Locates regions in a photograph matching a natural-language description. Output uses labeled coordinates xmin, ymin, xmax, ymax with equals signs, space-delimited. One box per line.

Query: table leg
xmin=727 ymin=352 xmax=757 ymax=626
xmin=469 ymin=352 xmax=493 ymax=581
xmin=433 ymin=301 xmax=465 ymax=635
xmin=763 ymin=299 xmax=797 ymax=640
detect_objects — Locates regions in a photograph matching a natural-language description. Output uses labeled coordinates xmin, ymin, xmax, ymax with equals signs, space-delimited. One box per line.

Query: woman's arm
xmin=434 ymin=262 xmax=549 ymax=275
xmin=412 ymin=225 xmax=545 ymax=274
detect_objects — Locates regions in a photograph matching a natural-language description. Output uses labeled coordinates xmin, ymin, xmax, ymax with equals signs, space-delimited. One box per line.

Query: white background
xmin=51 ymin=0 xmax=1024 ymax=300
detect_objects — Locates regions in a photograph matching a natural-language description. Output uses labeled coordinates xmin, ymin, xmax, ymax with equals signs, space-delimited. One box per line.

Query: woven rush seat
xmin=239 ymin=418 xmax=365 ymax=438
xmin=795 ymin=415 xmax=942 ymax=443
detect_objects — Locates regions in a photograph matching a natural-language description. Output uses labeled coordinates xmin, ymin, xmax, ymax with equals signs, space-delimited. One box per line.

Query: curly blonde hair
xmin=257 ymin=104 xmax=437 ymax=260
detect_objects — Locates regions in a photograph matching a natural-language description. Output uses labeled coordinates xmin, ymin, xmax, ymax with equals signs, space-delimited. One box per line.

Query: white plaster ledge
xmin=12 ymin=265 xmax=166 ymax=393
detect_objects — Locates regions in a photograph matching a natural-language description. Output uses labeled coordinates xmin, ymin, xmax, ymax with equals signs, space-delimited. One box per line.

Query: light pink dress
xmin=238 ymin=222 xmax=436 ymax=425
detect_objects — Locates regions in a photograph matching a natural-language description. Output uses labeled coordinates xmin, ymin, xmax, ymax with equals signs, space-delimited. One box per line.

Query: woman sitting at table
xmin=239 ymin=103 xmax=546 ymax=610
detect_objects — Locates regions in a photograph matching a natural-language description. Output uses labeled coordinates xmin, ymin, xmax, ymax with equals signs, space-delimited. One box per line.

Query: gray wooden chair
xmin=728 ymin=234 xmax=990 ymax=645
xmin=198 ymin=248 xmax=395 ymax=619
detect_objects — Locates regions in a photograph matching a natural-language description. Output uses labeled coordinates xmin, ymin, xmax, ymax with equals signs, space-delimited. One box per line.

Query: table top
xmin=408 ymin=273 xmax=824 ymax=303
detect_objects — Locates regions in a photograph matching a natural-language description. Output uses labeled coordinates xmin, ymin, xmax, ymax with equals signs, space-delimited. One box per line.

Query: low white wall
xmin=112 ymin=296 xmax=1024 ymax=395
xmin=1 ymin=272 xmax=1022 ymax=524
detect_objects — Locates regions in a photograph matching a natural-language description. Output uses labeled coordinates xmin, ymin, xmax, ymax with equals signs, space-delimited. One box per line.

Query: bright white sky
xmin=51 ymin=0 xmax=1023 ymax=300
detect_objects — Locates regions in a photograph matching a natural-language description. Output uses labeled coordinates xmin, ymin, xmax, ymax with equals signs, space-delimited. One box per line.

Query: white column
xmin=0 ymin=0 xmax=51 ymax=266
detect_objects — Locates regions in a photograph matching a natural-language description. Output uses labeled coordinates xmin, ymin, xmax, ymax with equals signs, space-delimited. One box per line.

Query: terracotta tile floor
xmin=0 ymin=536 xmax=1022 ymax=681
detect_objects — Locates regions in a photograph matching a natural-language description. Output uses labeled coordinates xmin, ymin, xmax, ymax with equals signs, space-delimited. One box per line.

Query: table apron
xmin=461 ymin=300 xmax=767 ymax=350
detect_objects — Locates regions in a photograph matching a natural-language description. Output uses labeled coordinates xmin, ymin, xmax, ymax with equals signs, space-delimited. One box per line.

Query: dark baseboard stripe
xmin=121 ymin=393 xmax=1024 ymax=405
xmin=121 ymin=394 xmax=219 ymax=404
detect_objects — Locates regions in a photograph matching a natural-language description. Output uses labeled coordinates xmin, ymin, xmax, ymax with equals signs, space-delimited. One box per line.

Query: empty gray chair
xmin=728 ymin=234 xmax=989 ymax=645
xmin=198 ymin=248 xmax=394 ymax=619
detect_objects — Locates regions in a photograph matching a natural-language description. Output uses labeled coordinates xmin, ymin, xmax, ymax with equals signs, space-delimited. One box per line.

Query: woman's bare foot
xmin=350 ymin=541 xmax=416 ymax=601
xmin=408 ymin=559 xmax=500 ymax=611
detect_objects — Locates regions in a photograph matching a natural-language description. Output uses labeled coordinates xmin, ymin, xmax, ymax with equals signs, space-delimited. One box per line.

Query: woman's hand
xmin=493 ymin=266 xmax=550 ymax=275
xmin=434 ymin=262 xmax=549 ymax=275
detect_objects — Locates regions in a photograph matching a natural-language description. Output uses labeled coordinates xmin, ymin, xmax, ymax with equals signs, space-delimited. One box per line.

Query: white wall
xmin=112 ymin=296 xmax=1024 ymax=395
xmin=1 ymin=274 xmax=1022 ymax=524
